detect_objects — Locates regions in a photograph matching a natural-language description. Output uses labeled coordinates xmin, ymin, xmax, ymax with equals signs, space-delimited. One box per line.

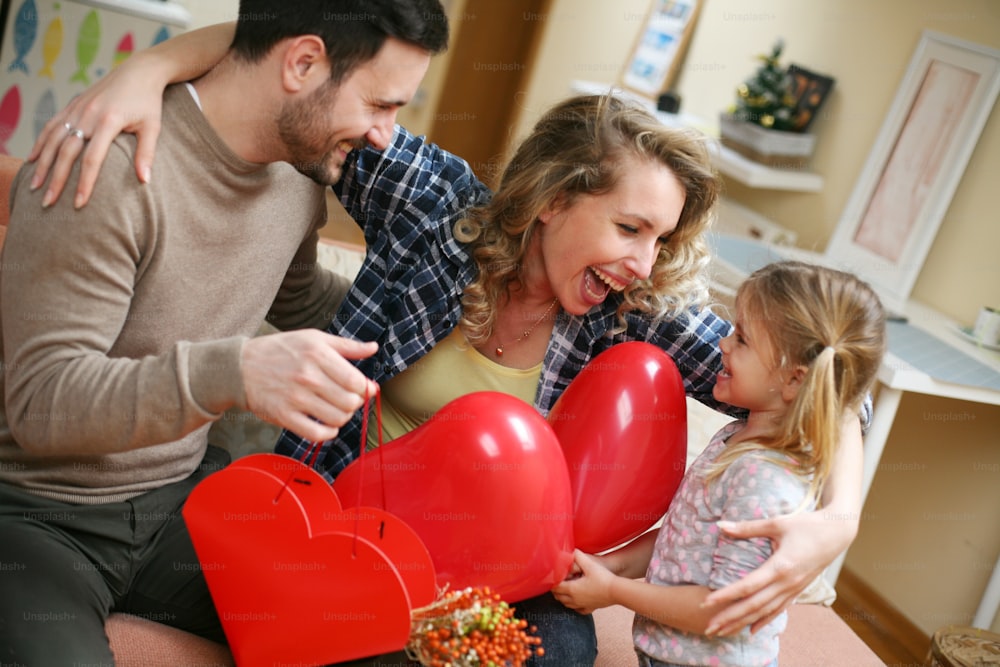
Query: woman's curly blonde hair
xmin=455 ymin=94 xmax=721 ymax=345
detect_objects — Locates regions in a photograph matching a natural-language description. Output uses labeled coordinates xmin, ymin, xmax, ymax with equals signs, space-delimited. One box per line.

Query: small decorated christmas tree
xmin=731 ymin=40 xmax=798 ymax=132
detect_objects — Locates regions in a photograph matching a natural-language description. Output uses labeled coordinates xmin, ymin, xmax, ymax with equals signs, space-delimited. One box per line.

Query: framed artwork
xmin=825 ymin=31 xmax=1000 ymax=314
xmin=620 ymin=0 xmax=702 ymax=99
xmin=786 ymin=64 xmax=836 ymax=132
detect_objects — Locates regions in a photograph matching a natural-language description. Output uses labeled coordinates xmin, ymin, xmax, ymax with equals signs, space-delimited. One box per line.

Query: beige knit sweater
xmin=0 ymin=85 xmax=349 ymax=504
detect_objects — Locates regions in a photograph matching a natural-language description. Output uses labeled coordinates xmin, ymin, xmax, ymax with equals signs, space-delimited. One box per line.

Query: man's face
xmin=278 ymin=37 xmax=431 ymax=185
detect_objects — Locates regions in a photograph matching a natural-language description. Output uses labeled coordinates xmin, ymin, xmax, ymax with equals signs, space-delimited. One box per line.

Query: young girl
xmin=553 ymin=260 xmax=887 ymax=667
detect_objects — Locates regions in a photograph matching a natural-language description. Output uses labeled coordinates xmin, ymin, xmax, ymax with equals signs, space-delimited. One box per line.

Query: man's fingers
xmin=328 ymin=337 xmax=378 ymax=359
xmin=288 ymin=388 xmax=366 ymax=433
xmin=281 ymin=413 xmax=340 ymax=445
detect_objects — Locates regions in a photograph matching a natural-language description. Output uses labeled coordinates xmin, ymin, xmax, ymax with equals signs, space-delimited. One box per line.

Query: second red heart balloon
xmin=548 ymin=342 xmax=688 ymax=553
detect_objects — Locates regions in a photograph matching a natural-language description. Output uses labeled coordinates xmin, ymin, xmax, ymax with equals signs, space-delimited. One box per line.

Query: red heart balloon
xmin=333 ymin=391 xmax=574 ymax=603
xmin=548 ymin=342 xmax=687 ymax=553
xmin=183 ymin=454 xmax=436 ymax=666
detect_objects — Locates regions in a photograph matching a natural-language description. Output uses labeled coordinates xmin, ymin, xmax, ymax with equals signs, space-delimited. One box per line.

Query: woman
xmin=28 ymin=24 xmax=866 ymax=666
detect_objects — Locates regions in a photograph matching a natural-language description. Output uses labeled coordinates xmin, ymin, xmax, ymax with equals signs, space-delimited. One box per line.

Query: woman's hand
xmin=27 ymin=22 xmax=235 ymax=209
xmin=29 ymin=51 xmax=169 ymax=209
xmin=702 ymin=509 xmax=856 ymax=636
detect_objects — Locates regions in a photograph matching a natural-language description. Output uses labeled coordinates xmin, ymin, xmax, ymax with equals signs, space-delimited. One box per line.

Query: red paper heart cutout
xmin=183 ymin=453 xmax=436 ymax=666
xmin=333 ymin=391 xmax=574 ymax=603
xmin=548 ymin=342 xmax=688 ymax=553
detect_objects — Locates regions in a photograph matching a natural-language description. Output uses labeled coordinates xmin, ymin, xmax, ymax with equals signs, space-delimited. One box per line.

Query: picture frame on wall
xmin=786 ymin=64 xmax=836 ymax=132
xmin=825 ymin=30 xmax=1000 ymax=314
xmin=620 ymin=0 xmax=702 ymax=100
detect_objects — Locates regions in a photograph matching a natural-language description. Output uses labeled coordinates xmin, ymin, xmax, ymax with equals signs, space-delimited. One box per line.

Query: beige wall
xmin=515 ymin=0 xmax=1000 ymax=636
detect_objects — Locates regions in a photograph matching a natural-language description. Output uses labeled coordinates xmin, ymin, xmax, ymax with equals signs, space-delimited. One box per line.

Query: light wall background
xmin=179 ymin=0 xmax=1000 ymax=636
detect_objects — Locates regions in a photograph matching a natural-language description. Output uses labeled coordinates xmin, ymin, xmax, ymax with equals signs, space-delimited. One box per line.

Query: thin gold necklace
xmin=494 ymin=298 xmax=559 ymax=358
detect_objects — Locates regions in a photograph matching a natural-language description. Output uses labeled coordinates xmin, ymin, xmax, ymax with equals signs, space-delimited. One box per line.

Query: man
xmin=0 ymin=0 xmax=447 ymax=662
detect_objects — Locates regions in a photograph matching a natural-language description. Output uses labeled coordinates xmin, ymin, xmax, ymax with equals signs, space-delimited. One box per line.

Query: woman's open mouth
xmin=584 ymin=266 xmax=628 ymax=303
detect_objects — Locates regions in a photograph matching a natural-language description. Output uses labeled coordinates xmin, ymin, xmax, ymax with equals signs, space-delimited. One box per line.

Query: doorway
xmin=430 ymin=0 xmax=553 ymax=188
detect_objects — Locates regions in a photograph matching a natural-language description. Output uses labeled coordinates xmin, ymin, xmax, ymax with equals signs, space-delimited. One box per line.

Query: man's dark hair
xmin=232 ymin=0 xmax=449 ymax=84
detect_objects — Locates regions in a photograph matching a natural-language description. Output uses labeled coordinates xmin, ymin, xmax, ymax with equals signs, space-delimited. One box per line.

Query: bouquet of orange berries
xmin=406 ymin=587 xmax=544 ymax=667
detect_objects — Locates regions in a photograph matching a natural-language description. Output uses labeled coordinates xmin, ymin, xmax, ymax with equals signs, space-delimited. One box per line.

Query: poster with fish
xmin=0 ymin=0 xmax=190 ymax=158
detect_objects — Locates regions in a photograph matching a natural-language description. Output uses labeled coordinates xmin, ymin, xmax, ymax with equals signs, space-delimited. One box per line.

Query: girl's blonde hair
xmin=455 ymin=94 xmax=721 ymax=345
xmin=712 ymin=261 xmax=887 ymax=503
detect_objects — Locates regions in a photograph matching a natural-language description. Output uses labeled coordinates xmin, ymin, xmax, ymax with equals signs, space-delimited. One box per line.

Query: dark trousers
xmin=0 ymin=446 xmax=230 ymax=666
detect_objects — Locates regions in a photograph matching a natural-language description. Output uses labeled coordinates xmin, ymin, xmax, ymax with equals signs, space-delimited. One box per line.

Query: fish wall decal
xmin=151 ymin=26 xmax=170 ymax=47
xmin=0 ymin=86 xmax=23 ymax=154
xmin=112 ymin=32 xmax=134 ymax=68
xmin=34 ymin=88 xmax=57 ymax=142
xmin=38 ymin=17 xmax=64 ymax=80
xmin=70 ymin=10 xmax=101 ymax=85
xmin=8 ymin=0 xmax=39 ymax=74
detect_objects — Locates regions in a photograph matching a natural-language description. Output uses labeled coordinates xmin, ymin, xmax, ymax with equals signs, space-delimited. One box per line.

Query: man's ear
xmin=280 ymin=35 xmax=329 ymax=93
xmin=781 ymin=365 xmax=808 ymax=402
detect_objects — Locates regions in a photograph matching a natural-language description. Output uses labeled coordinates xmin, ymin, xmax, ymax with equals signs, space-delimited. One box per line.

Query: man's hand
xmin=241 ymin=330 xmax=379 ymax=443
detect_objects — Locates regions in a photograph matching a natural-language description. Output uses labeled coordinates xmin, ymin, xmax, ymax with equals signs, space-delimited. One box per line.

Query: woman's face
xmin=534 ymin=156 xmax=686 ymax=316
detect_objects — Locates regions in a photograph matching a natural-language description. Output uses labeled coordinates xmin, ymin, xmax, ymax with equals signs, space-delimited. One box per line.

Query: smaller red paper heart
xmin=183 ymin=453 xmax=436 ymax=667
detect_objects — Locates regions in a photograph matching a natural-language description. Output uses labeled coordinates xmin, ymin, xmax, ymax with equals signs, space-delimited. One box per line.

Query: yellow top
xmin=366 ymin=327 xmax=542 ymax=448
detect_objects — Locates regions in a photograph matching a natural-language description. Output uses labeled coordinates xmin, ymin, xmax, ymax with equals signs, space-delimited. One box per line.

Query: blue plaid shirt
xmin=275 ymin=126 xmax=740 ymax=479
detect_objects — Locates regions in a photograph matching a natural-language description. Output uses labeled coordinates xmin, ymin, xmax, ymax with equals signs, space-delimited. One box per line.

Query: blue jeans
xmin=516 ymin=591 xmax=598 ymax=667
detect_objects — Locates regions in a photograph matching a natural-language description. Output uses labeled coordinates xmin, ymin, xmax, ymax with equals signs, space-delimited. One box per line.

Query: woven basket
xmin=926 ymin=625 xmax=1000 ymax=667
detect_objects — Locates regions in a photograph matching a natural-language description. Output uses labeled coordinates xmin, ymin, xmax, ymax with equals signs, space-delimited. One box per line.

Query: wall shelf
xmin=709 ymin=141 xmax=824 ymax=192
xmin=569 ymin=80 xmax=825 ymax=192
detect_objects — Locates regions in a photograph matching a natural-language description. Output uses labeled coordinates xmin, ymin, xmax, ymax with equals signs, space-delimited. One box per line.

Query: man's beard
xmin=278 ymin=84 xmax=348 ymax=186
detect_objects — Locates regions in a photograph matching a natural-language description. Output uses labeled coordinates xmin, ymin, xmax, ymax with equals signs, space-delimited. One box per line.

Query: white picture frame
xmin=825 ymin=31 xmax=1000 ymax=314
xmin=620 ymin=0 xmax=702 ymax=100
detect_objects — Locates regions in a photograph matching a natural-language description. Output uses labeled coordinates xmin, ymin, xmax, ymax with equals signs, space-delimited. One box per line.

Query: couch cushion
xmin=106 ymin=613 xmax=233 ymax=667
